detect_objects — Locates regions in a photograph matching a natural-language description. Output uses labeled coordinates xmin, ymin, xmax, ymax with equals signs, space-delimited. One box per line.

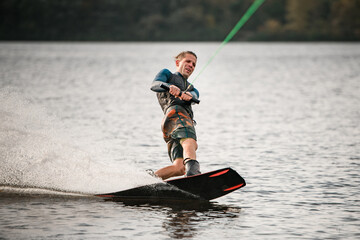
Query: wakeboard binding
xmin=184 ymin=159 xmax=201 ymax=176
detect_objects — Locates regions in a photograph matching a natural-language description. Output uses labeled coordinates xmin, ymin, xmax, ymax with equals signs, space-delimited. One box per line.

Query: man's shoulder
xmin=158 ymin=69 xmax=173 ymax=76
xmin=154 ymin=69 xmax=173 ymax=82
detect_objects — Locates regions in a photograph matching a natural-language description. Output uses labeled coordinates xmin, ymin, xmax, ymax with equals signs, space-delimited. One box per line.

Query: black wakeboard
xmin=95 ymin=167 xmax=246 ymax=201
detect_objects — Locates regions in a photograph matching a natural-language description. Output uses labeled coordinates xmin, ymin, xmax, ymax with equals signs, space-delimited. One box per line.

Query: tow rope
xmin=189 ymin=0 xmax=265 ymax=87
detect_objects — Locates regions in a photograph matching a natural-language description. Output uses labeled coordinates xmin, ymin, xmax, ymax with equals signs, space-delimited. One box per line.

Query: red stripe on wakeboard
xmin=209 ymin=169 xmax=229 ymax=177
xmin=224 ymin=183 xmax=244 ymax=191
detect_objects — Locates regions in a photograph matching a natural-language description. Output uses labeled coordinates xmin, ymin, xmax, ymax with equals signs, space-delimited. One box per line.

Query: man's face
xmin=176 ymin=53 xmax=197 ymax=79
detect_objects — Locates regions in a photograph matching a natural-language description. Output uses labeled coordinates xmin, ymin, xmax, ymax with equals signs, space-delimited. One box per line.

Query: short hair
xmin=175 ymin=51 xmax=197 ymax=61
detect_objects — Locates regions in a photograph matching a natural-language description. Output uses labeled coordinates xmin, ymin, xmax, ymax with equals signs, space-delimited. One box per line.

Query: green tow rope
xmin=190 ymin=0 xmax=265 ymax=86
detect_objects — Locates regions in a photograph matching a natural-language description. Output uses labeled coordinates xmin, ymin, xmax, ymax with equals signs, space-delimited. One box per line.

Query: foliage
xmin=0 ymin=0 xmax=359 ymax=41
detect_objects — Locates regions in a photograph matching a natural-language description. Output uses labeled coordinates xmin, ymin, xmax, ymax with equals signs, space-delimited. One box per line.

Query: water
xmin=0 ymin=42 xmax=359 ymax=239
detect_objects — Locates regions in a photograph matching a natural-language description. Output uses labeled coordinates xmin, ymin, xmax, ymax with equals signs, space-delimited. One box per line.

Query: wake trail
xmin=0 ymin=88 xmax=160 ymax=196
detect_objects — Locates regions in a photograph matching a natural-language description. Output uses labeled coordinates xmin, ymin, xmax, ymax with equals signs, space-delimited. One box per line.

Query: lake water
xmin=0 ymin=42 xmax=359 ymax=239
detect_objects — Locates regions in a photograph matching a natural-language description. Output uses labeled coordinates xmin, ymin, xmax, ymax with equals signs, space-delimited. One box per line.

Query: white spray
xmin=0 ymin=88 xmax=160 ymax=195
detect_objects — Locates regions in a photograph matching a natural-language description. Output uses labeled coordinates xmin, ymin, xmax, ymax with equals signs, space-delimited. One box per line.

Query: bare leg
xmin=155 ymin=158 xmax=185 ymax=180
xmin=181 ymin=138 xmax=200 ymax=176
xmin=181 ymin=138 xmax=198 ymax=160
xmin=155 ymin=138 xmax=198 ymax=180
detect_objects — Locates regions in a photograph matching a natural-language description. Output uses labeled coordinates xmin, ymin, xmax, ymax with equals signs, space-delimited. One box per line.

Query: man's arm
xmin=150 ymin=69 xmax=172 ymax=92
xmin=151 ymin=69 xmax=182 ymax=97
xmin=189 ymin=88 xmax=199 ymax=100
xmin=151 ymin=69 xmax=200 ymax=102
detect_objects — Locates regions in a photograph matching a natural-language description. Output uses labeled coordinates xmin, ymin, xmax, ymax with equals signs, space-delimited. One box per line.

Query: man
xmin=150 ymin=51 xmax=200 ymax=180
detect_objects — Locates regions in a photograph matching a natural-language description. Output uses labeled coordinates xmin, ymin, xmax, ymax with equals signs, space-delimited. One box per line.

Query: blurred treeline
xmin=1 ymin=0 xmax=359 ymax=41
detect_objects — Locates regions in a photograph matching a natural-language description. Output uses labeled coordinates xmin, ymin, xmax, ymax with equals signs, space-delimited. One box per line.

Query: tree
xmin=331 ymin=0 xmax=360 ymax=40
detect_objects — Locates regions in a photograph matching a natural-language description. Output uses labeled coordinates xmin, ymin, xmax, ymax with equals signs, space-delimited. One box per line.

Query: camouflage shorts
xmin=161 ymin=105 xmax=197 ymax=162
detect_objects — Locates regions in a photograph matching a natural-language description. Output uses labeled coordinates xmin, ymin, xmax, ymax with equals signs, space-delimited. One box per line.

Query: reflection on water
xmin=112 ymin=198 xmax=241 ymax=239
xmin=0 ymin=191 xmax=241 ymax=239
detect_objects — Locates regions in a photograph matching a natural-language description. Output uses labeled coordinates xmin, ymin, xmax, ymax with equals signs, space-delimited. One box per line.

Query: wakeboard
xmin=96 ymin=167 xmax=246 ymax=201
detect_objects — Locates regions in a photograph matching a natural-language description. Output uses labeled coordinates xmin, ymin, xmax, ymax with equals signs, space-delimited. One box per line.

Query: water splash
xmin=0 ymin=87 xmax=160 ymax=195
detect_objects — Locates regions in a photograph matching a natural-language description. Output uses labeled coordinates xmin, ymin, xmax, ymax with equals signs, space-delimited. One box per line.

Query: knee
xmin=173 ymin=159 xmax=186 ymax=175
xmin=175 ymin=164 xmax=185 ymax=176
xmin=178 ymin=166 xmax=185 ymax=176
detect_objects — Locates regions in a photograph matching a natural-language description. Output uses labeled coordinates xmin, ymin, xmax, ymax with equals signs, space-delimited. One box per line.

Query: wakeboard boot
xmin=184 ymin=158 xmax=201 ymax=177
